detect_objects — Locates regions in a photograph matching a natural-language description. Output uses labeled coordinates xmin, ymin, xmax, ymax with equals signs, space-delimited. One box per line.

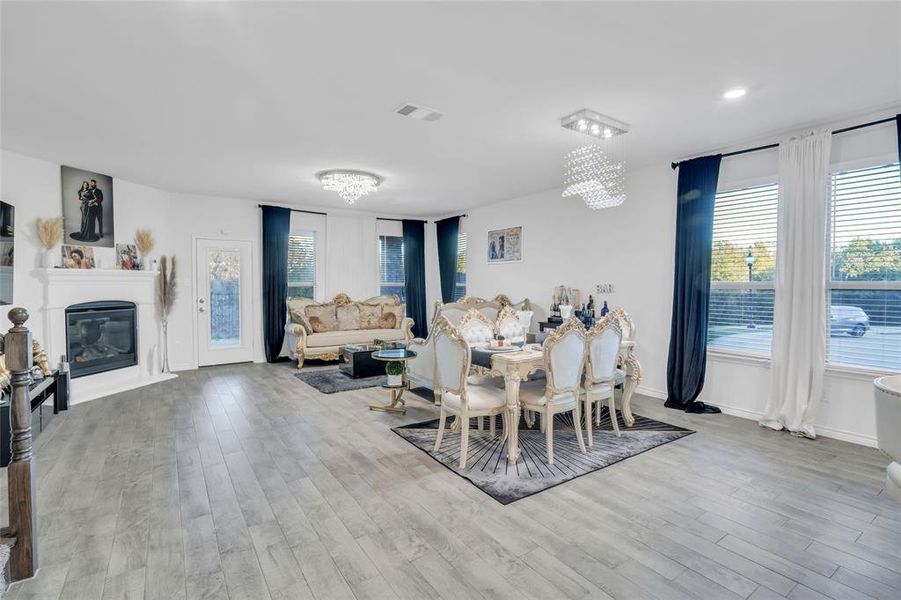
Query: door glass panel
xmin=209 ymin=249 xmax=241 ymax=347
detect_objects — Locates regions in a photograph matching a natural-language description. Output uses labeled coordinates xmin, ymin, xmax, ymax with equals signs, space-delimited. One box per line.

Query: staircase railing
xmin=2 ymin=308 xmax=38 ymax=581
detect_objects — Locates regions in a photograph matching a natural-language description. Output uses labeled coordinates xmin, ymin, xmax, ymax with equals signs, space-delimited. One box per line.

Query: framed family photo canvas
xmin=61 ymin=165 xmax=115 ymax=248
xmin=487 ymin=226 xmax=522 ymax=264
xmin=61 ymin=245 xmax=96 ymax=270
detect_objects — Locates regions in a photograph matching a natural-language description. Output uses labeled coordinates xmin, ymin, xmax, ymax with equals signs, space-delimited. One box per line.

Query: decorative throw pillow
xmin=378 ymin=312 xmax=397 ymax=329
xmin=358 ymin=303 xmax=383 ymax=329
xmin=288 ymin=307 xmax=313 ymax=335
xmin=336 ymin=304 xmax=361 ymax=331
xmin=305 ymin=303 xmax=338 ymax=333
xmin=381 ymin=304 xmax=405 ymax=329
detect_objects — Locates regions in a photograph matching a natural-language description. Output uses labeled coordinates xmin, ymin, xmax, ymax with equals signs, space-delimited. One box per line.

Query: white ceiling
xmin=2 ymin=1 xmax=899 ymax=216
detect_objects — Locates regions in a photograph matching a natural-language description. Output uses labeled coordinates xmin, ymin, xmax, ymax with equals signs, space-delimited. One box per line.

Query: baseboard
xmin=715 ymin=403 xmax=878 ymax=448
xmin=636 ymin=385 xmax=667 ymax=400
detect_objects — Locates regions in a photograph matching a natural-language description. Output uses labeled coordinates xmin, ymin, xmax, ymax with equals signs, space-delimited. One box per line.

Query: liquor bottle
xmin=600 ymin=300 xmax=609 ymax=317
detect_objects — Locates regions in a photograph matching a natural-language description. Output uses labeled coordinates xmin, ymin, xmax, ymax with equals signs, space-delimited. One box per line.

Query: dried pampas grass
xmin=35 ymin=217 xmax=64 ymax=250
xmin=158 ymin=255 xmax=177 ymax=373
xmin=135 ymin=229 xmax=155 ymax=254
xmin=158 ymin=255 xmax=177 ymax=318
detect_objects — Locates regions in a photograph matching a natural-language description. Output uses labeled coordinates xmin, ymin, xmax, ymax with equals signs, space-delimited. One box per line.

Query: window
xmin=828 ymin=163 xmax=901 ymax=371
xmin=707 ymin=183 xmax=779 ymax=355
xmin=379 ymin=235 xmax=405 ymax=301
xmin=454 ymin=232 xmax=467 ymax=301
xmin=287 ymin=231 xmax=316 ymax=298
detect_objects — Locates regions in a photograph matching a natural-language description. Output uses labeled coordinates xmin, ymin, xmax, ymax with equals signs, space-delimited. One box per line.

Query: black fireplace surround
xmin=65 ymin=301 xmax=138 ymax=379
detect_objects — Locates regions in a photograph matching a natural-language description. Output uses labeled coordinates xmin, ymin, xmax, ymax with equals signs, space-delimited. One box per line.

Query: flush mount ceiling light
xmin=317 ymin=169 xmax=382 ymax=205
xmin=561 ymin=109 xmax=628 ymax=210
xmin=723 ymin=88 xmax=747 ymax=99
xmin=560 ymin=108 xmax=629 ymax=140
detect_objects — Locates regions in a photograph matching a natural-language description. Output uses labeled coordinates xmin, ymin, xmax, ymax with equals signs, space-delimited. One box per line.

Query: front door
xmin=195 ymin=238 xmax=254 ymax=366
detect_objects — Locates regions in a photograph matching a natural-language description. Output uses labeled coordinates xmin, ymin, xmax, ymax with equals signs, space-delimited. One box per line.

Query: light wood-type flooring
xmin=3 ymin=362 xmax=900 ymax=600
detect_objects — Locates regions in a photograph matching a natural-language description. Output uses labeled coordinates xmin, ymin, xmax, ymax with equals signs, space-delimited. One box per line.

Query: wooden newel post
xmin=5 ymin=308 xmax=37 ymax=580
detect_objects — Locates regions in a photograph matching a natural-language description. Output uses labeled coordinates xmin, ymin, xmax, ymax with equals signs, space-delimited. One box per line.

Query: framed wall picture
xmin=487 ymin=226 xmax=522 ymax=264
xmin=116 ymin=244 xmax=140 ymax=270
xmin=0 ymin=200 xmax=14 ymax=305
xmin=61 ymin=165 xmax=115 ymax=248
xmin=61 ymin=245 xmax=96 ymax=269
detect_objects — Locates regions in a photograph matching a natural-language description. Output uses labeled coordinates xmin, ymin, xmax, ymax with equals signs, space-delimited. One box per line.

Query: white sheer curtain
xmin=760 ymin=129 xmax=832 ymax=438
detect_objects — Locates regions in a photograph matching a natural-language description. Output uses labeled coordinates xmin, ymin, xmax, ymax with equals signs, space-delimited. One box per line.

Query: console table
xmin=0 ymin=369 xmax=69 ymax=467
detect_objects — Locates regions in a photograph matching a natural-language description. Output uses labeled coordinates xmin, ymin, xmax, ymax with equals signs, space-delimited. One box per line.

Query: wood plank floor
xmin=2 ymin=362 xmax=900 ymax=600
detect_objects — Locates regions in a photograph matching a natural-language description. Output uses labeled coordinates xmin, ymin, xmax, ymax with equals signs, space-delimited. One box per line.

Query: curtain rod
xmin=670 ymin=116 xmax=897 ymax=170
xmin=256 ymin=204 xmax=468 ymax=222
xmin=257 ymin=204 xmax=327 ymax=216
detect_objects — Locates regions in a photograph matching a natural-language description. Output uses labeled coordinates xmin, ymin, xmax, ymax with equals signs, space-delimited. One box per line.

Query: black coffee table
xmin=339 ymin=344 xmax=384 ymax=378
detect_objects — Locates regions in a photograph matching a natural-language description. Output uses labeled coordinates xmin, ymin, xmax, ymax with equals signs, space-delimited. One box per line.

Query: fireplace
xmin=65 ymin=301 xmax=138 ymax=379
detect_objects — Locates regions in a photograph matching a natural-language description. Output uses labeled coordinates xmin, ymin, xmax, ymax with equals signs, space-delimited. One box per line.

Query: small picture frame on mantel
xmin=487 ymin=226 xmax=522 ymax=264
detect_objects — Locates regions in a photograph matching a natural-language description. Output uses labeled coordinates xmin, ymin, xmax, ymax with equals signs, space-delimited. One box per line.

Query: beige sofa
xmin=284 ymin=293 xmax=414 ymax=368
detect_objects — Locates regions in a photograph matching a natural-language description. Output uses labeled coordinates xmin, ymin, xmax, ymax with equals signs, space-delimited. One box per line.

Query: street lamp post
xmin=745 ymin=248 xmax=756 ymax=329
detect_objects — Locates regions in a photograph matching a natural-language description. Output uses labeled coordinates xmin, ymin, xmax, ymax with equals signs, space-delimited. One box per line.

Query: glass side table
xmin=368 ymin=348 xmax=417 ymax=414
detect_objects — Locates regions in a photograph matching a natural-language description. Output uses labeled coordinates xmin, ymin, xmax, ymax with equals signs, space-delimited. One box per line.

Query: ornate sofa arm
xmin=284 ymin=323 xmax=307 ymax=368
xmin=401 ymin=317 xmax=415 ymax=341
xmin=285 ymin=323 xmax=307 ymax=337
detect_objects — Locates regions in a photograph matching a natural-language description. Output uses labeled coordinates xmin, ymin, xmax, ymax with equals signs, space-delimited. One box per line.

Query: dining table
xmin=469 ymin=342 xmax=641 ymax=464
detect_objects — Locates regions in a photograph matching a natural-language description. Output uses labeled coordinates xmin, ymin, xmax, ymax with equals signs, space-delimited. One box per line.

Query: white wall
xmin=0 ymin=149 xmax=267 ymax=371
xmin=1 ymin=149 xmax=425 ymax=374
xmin=464 ymin=115 xmax=899 ymax=447
xmin=464 ymin=162 xmax=677 ymax=397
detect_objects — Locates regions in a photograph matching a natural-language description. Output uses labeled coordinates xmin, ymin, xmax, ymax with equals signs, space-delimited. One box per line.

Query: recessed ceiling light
xmin=723 ymin=88 xmax=747 ymax=100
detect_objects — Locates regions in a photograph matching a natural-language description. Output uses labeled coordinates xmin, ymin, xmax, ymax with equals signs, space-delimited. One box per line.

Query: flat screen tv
xmin=0 ymin=201 xmax=14 ymax=305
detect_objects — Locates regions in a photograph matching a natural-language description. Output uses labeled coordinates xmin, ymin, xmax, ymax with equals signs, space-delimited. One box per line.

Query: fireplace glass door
xmin=66 ymin=301 xmax=138 ymax=378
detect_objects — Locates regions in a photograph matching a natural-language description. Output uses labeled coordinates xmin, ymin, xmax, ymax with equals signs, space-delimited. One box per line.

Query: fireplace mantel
xmin=34 ymin=268 xmax=176 ymax=403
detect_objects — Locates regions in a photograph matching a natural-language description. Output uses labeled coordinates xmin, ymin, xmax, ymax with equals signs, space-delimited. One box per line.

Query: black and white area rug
xmin=295 ymin=368 xmax=383 ymax=394
xmin=393 ymin=408 xmax=693 ymax=504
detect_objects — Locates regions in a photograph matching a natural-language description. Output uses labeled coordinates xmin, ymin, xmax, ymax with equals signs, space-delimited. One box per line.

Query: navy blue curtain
xmin=665 ymin=155 xmax=722 ymax=410
xmin=261 ymin=205 xmax=291 ymax=363
xmin=435 ymin=216 xmax=461 ymax=303
xmin=402 ymin=220 xmax=428 ymax=338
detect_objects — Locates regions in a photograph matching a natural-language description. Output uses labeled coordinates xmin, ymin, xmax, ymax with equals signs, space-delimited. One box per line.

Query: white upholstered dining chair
xmin=584 ymin=315 xmax=624 ymax=445
xmin=518 ymin=318 xmax=587 ymax=465
xmin=495 ymin=305 xmax=526 ymax=343
xmin=432 ymin=316 xmax=508 ymax=469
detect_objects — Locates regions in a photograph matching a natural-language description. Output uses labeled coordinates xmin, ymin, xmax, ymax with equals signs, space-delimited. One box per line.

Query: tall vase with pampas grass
xmin=158 ymin=255 xmax=177 ymax=373
xmin=36 ymin=217 xmax=64 ymax=268
xmin=135 ymin=228 xmax=156 ymax=271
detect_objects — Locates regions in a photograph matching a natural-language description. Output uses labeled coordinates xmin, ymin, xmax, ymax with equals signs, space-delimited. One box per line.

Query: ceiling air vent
xmin=394 ymin=103 xmax=443 ymax=122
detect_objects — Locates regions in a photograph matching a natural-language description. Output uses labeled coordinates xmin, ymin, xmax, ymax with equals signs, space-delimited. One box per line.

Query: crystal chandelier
xmin=560 ymin=109 xmax=628 ymax=210
xmin=562 ymin=145 xmax=625 ymax=209
xmin=318 ymin=170 xmax=382 ymax=204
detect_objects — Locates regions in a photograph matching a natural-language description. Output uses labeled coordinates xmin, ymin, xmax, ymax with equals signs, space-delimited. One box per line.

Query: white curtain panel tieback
xmin=760 ymin=129 xmax=832 ymax=439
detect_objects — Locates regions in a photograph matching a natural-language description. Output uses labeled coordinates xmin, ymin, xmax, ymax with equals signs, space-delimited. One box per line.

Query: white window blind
xmin=379 ymin=235 xmax=405 ymax=301
xmin=828 ymin=163 xmax=901 ymax=372
xmin=454 ymin=232 xmax=467 ymax=301
xmin=708 ymin=183 xmax=779 ymax=355
xmin=287 ymin=231 xmax=316 ymax=299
